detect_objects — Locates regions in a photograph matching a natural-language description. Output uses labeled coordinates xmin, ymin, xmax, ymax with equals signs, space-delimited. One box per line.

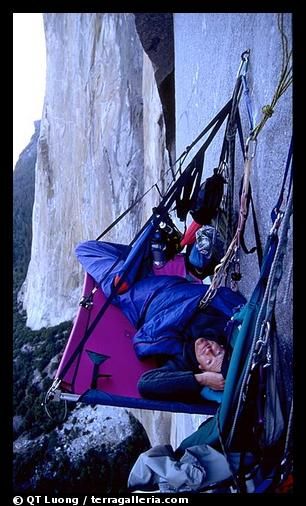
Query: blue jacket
xmin=75 ymin=241 xmax=245 ymax=360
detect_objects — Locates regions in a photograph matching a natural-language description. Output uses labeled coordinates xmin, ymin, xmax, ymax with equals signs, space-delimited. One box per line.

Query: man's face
xmin=194 ymin=338 xmax=225 ymax=373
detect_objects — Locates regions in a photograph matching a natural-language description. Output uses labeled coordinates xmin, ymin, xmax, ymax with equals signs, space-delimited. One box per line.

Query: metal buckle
xmin=45 ymin=378 xmax=62 ymax=402
xmin=79 ymin=287 xmax=97 ymax=308
xmin=79 ymin=296 xmax=93 ymax=308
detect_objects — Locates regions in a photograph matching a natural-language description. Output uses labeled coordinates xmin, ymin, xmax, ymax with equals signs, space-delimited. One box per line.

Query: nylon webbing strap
xmin=271 ymin=136 xmax=293 ymax=222
xmin=167 ymin=102 xmax=232 ymax=223
xmin=96 ymin=99 xmax=232 ymax=241
xmin=241 ymin=74 xmax=255 ymax=134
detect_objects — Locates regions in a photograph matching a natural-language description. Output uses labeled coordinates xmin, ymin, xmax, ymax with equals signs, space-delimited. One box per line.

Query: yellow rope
xmin=252 ymin=13 xmax=292 ymax=140
xmin=199 ymin=13 xmax=292 ymax=309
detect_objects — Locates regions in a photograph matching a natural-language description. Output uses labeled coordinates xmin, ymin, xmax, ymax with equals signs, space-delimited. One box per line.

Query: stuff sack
xmin=190 ymin=169 xmax=225 ymax=225
xmin=187 ymin=225 xmax=224 ymax=279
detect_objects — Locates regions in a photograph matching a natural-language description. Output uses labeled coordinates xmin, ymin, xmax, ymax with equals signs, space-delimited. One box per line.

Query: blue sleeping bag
xmin=76 ymin=240 xmax=245 ymax=359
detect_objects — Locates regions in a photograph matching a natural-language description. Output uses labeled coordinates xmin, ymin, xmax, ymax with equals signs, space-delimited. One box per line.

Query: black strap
xmin=175 ymin=100 xmax=232 ymax=221
xmin=178 ymin=77 xmax=243 ymax=223
xmin=96 ymin=99 xmax=232 ymax=240
xmin=271 ymin=137 xmax=293 ymax=222
xmin=182 ymin=99 xmax=232 ymax=155
xmin=238 ymin=180 xmax=263 ymax=268
xmin=95 ymin=184 xmax=158 ymax=241
xmin=175 ymin=154 xmax=204 ymax=221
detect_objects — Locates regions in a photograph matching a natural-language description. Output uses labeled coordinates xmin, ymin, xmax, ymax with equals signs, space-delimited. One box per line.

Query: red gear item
xmin=180 ymin=220 xmax=202 ymax=247
xmin=114 ymin=274 xmax=130 ymax=294
xmin=275 ymin=474 xmax=294 ymax=493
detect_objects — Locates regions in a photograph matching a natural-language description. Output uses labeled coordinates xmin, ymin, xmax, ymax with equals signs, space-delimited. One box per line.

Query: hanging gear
xmin=151 ymin=229 xmax=167 ymax=269
xmin=190 ymin=169 xmax=226 ymax=226
xmin=175 ymin=101 xmax=232 ymax=222
xmin=151 ymin=210 xmax=183 ymax=266
xmin=187 ymin=225 xmax=224 ymax=279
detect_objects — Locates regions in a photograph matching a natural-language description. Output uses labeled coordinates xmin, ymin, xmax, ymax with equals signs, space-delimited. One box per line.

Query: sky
xmin=13 ymin=13 xmax=46 ymax=168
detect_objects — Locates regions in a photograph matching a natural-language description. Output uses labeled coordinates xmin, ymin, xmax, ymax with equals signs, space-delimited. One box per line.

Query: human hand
xmin=194 ymin=371 xmax=225 ymax=390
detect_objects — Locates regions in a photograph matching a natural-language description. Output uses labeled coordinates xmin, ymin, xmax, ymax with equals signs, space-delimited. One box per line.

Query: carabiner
xmin=245 ymin=136 xmax=257 ymax=160
xmin=237 ymin=49 xmax=250 ymax=77
xmin=259 ymin=320 xmax=271 ymax=345
xmin=270 ymin=211 xmax=284 ymax=235
xmin=241 ymin=49 xmax=250 ymax=59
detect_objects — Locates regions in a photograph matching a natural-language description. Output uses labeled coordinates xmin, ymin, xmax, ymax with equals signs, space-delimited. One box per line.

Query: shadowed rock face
xmin=134 ymin=13 xmax=174 ymax=86
xmin=21 ymin=13 xmax=169 ymax=330
xmin=134 ymin=13 xmax=175 ymax=161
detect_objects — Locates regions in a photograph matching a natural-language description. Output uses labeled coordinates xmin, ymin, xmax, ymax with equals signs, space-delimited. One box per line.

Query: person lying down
xmin=76 ymin=240 xmax=245 ymax=403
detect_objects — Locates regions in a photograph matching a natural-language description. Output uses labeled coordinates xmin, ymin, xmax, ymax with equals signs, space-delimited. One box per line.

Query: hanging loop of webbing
xmin=154 ymin=183 xmax=163 ymax=199
xmin=236 ymin=157 xmax=253 ymax=240
xmin=241 ymin=75 xmax=255 ymax=135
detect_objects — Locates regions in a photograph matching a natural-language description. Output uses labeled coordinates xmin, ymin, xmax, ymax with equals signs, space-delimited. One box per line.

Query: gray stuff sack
xmin=128 ymin=443 xmax=232 ymax=493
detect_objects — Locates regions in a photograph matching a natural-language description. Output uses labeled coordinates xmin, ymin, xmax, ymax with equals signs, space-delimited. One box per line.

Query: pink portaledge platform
xmin=55 ymin=255 xmax=208 ymax=410
xmin=56 ymin=272 xmax=156 ymax=397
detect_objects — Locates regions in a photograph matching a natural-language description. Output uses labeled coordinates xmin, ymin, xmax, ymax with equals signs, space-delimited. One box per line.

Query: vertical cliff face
xmin=174 ymin=13 xmax=293 ymax=400
xmin=22 ymin=13 xmax=168 ymax=329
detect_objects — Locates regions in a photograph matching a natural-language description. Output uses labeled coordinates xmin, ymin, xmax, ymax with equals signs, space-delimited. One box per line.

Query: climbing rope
xmin=199 ymin=13 xmax=292 ymax=310
xmin=199 ymin=144 xmax=255 ymax=309
xmin=251 ymin=14 xmax=292 ymax=140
